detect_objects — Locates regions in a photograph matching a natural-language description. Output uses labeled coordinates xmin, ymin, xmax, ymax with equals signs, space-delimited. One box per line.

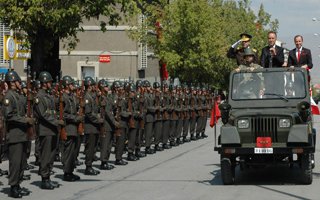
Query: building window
xmin=0 ymin=21 xmax=10 ymax=65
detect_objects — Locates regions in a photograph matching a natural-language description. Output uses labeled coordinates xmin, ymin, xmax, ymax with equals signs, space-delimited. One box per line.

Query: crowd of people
xmin=0 ymin=71 xmax=217 ymax=198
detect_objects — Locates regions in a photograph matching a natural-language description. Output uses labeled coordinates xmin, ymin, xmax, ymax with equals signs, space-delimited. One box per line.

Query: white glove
xmin=231 ymin=39 xmax=242 ymax=48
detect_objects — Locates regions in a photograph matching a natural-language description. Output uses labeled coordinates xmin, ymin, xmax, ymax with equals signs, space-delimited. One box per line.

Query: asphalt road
xmin=0 ymin=118 xmax=319 ymax=200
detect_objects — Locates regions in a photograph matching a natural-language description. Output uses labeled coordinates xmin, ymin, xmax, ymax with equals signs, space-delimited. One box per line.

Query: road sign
xmin=3 ymin=35 xmax=31 ymax=60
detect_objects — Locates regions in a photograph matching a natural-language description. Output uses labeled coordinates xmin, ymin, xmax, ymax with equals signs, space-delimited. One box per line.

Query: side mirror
xmin=297 ymin=101 xmax=310 ymax=122
xmin=219 ymin=102 xmax=231 ymax=124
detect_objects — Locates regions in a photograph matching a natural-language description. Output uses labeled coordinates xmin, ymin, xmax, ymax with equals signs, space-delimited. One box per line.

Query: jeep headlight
xmin=237 ymin=119 xmax=249 ymax=129
xmin=279 ymin=118 xmax=291 ymax=128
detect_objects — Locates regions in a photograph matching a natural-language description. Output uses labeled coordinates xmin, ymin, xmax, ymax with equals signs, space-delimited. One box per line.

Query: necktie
xmin=297 ymin=49 xmax=301 ymax=62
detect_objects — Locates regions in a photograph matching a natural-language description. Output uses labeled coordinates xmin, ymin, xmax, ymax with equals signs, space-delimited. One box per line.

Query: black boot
xmin=64 ymin=173 xmax=80 ymax=182
xmin=170 ymin=141 xmax=177 ymax=147
xmin=9 ymin=185 xmax=22 ymax=198
xmin=115 ymin=159 xmax=128 ymax=165
xmin=85 ymin=166 xmax=100 ymax=175
xmin=18 ymin=185 xmax=30 ymax=196
xmin=100 ymin=162 xmax=114 ymax=170
xmin=41 ymin=178 xmax=54 ymax=190
xmin=201 ymin=132 xmax=208 ymax=138
xmin=155 ymin=144 xmax=164 ymax=151
xmin=127 ymin=153 xmax=139 ymax=161
xmin=34 ymin=157 xmax=40 ymax=166
xmin=145 ymin=147 xmax=155 ymax=154
xmin=183 ymin=137 xmax=190 ymax=143
xmin=162 ymin=143 xmax=172 ymax=149
xmin=135 ymin=149 xmax=146 ymax=158
xmin=196 ymin=134 xmax=201 ymax=140
xmin=190 ymin=134 xmax=196 ymax=141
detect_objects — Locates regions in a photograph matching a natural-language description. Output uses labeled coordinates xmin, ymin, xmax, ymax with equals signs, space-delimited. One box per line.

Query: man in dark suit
xmin=260 ymin=31 xmax=284 ymax=68
xmin=287 ymin=35 xmax=313 ymax=96
xmin=287 ymin=35 xmax=313 ymax=69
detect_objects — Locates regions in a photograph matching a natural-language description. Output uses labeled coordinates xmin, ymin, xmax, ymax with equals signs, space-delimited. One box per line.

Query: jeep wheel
xmin=300 ymin=153 xmax=313 ymax=185
xmin=220 ymin=157 xmax=235 ymax=185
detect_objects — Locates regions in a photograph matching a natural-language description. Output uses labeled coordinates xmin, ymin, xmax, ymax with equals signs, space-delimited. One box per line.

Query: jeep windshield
xmin=231 ymin=70 xmax=307 ymax=100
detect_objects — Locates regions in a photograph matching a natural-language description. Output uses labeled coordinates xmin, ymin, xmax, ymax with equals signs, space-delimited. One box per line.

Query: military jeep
xmin=214 ymin=68 xmax=316 ymax=185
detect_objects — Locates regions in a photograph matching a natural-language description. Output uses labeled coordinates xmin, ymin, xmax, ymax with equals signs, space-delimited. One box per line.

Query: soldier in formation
xmin=0 ymin=70 xmax=215 ymax=198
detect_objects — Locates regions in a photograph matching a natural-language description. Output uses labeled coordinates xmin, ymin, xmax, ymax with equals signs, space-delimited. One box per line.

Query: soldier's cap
xmin=240 ymin=33 xmax=252 ymax=42
xmin=243 ymin=48 xmax=255 ymax=56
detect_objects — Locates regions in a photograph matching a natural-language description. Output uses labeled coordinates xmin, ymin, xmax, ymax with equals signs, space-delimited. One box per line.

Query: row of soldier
xmin=0 ymin=70 xmax=215 ymax=198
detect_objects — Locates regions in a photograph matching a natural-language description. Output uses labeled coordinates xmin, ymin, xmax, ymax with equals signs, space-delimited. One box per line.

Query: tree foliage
xmin=134 ymin=0 xmax=279 ymax=89
xmin=0 ymin=0 xmax=139 ymax=75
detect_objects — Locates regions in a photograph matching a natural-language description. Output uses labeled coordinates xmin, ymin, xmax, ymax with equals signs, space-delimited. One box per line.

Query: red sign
xmin=99 ymin=55 xmax=111 ymax=63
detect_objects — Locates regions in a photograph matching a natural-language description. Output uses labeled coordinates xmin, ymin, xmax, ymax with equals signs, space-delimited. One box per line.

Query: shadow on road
xmin=204 ymin=164 xmax=319 ymax=186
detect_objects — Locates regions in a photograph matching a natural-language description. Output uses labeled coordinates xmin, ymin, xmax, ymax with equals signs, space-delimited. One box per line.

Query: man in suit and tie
xmin=287 ymin=35 xmax=313 ymax=96
xmin=260 ymin=31 xmax=284 ymax=68
xmin=260 ymin=31 xmax=285 ymax=95
xmin=287 ymin=35 xmax=313 ymax=69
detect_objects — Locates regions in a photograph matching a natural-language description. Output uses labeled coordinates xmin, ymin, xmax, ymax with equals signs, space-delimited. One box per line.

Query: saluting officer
xmin=3 ymin=71 xmax=32 ymax=197
xmin=34 ymin=71 xmax=63 ymax=190
xmin=61 ymin=76 xmax=82 ymax=181
xmin=227 ymin=33 xmax=258 ymax=65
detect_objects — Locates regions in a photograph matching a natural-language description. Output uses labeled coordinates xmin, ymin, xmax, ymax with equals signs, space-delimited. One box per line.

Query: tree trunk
xmin=28 ymin=26 xmax=61 ymax=80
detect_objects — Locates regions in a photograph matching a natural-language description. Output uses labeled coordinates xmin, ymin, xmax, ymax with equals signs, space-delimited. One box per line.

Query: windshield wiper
xmin=264 ymin=93 xmax=288 ymax=102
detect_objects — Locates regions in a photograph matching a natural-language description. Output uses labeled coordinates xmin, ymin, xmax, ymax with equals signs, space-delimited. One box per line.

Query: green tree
xmin=0 ymin=0 xmax=139 ymax=77
xmin=134 ymin=0 xmax=278 ymax=89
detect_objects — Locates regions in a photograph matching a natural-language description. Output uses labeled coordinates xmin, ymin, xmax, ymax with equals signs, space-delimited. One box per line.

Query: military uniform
xmin=161 ymin=89 xmax=171 ymax=149
xmin=153 ymin=82 xmax=163 ymax=151
xmin=3 ymin=80 xmax=30 ymax=197
xmin=182 ymin=90 xmax=191 ymax=142
xmin=33 ymin=71 xmax=61 ymax=190
xmin=99 ymin=83 xmax=116 ymax=169
xmin=83 ymin=79 xmax=102 ymax=175
xmin=114 ymin=90 xmax=129 ymax=165
xmin=227 ymin=33 xmax=258 ymax=65
xmin=61 ymin=76 xmax=81 ymax=181
xmin=189 ymin=90 xmax=198 ymax=140
xmin=144 ymin=90 xmax=156 ymax=154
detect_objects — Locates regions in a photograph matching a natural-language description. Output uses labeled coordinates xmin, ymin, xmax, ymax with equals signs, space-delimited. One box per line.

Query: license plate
xmin=254 ymin=148 xmax=273 ymax=154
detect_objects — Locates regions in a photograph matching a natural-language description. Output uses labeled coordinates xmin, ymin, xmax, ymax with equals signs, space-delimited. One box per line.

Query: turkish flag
xmin=210 ymin=100 xmax=221 ymax=127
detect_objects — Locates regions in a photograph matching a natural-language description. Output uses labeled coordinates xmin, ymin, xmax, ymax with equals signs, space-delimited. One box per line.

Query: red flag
xmin=210 ymin=100 xmax=221 ymax=127
xmin=311 ymin=97 xmax=320 ymax=115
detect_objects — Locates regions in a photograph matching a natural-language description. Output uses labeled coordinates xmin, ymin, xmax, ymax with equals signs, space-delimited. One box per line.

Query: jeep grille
xmin=251 ymin=117 xmax=278 ymax=142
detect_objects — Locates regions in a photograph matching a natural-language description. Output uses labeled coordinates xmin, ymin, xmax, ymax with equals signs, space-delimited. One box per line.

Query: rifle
xmin=171 ymin=92 xmax=178 ymax=120
xmin=58 ymin=74 xmax=67 ymax=141
xmin=26 ymin=66 xmax=35 ymax=140
xmin=155 ymin=91 xmax=161 ymax=120
xmin=138 ymin=88 xmax=145 ymax=129
xmin=190 ymin=95 xmax=196 ymax=119
xmin=97 ymin=87 xmax=106 ymax=137
xmin=197 ymin=93 xmax=204 ymax=117
xmin=127 ymin=90 xmax=136 ymax=129
xmin=114 ymin=95 xmax=122 ymax=137
xmin=77 ymin=80 xmax=84 ymax=135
